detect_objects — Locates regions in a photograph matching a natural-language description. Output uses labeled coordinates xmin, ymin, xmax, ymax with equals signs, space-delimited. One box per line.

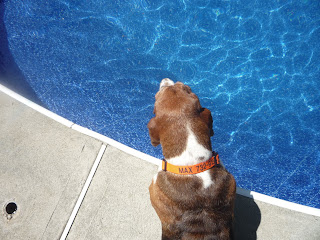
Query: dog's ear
xmin=147 ymin=118 xmax=160 ymax=146
xmin=200 ymin=108 xmax=214 ymax=136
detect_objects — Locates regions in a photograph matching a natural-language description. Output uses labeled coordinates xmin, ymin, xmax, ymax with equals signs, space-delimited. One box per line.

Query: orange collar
xmin=162 ymin=152 xmax=220 ymax=175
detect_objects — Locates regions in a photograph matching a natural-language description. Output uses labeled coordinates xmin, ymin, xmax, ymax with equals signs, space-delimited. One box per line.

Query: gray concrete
xmin=234 ymin=195 xmax=320 ymax=240
xmin=0 ymin=90 xmax=320 ymax=240
xmin=67 ymin=146 xmax=161 ymax=240
xmin=0 ymin=92 xmax=102 ymax=240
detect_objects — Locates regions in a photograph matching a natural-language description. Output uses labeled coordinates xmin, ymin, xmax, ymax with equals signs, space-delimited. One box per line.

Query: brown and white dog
xmin=148 ymin=79 xmax=236 ymax=240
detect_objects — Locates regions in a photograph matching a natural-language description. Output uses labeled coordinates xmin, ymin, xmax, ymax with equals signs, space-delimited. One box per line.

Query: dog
xmin=148 ymin=79 xmax=236 ymax=240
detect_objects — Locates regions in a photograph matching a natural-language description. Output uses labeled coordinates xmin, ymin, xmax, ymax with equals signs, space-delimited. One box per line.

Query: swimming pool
xmin=1 ymin=0 xmax=319 ymax=209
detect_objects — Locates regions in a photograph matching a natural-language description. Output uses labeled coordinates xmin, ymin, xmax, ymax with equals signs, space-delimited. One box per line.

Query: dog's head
xmin=147 ymin=79 xmax=214 ymax=157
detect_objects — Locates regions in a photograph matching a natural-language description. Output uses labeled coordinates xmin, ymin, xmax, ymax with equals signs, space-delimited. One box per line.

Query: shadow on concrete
xmin=234 ymin=193 xmax=261 ymax=240
xmin=0 ymin=0 xmax=44 ymax=106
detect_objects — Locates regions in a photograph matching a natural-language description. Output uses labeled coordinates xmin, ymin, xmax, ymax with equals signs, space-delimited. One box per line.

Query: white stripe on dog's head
xmin=159 ymin=78 xmax=174 ymax=90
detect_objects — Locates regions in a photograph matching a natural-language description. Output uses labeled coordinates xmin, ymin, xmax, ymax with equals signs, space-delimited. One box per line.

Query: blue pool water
xmin=1 ymin=0 xmax=319 ymax=208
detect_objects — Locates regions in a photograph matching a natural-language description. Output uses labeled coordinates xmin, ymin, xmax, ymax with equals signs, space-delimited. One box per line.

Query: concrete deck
xmin=1 ymin=91 xmax=319 ymax=240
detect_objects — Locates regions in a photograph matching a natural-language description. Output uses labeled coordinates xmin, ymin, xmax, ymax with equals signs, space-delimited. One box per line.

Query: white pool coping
xmin=1 ymin=83 xmax=320 ymax=217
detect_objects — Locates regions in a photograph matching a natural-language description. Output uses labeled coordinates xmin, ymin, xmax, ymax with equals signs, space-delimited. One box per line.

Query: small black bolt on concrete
xmin=6 ymin=202 xmax=17 ymax=214
xmin=5 ymin=202 xmax=18 ymax=216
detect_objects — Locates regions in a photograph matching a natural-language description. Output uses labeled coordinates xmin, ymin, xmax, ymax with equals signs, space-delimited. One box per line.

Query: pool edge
xmin=1 ymin=83 xmax=319 ymax=217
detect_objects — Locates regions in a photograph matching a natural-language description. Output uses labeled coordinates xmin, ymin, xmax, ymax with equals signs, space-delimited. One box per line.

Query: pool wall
xmin=0 ymin=1 xmax=43 ymax=105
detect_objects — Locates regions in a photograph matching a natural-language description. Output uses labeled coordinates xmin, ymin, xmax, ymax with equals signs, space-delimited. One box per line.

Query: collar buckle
xmin=162 ymin=159 xmax=167 ymax=172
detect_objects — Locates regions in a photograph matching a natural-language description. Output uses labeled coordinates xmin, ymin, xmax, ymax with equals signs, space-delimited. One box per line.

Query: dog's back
xmin=150 ymin=167 xmax=236 ymax=240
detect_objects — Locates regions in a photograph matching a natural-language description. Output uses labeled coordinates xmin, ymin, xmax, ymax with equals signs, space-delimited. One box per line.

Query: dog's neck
xmin=163 ymin=124 xmax=212 ymax=166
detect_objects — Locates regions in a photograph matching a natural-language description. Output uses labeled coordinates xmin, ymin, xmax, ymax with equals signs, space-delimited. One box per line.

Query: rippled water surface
xmin=2 ymin=0 xmax=320 ymax=208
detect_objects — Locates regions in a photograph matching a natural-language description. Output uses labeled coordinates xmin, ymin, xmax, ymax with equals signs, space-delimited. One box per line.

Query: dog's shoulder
xmin=155 ymin=167 xmax=236 ymax=208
